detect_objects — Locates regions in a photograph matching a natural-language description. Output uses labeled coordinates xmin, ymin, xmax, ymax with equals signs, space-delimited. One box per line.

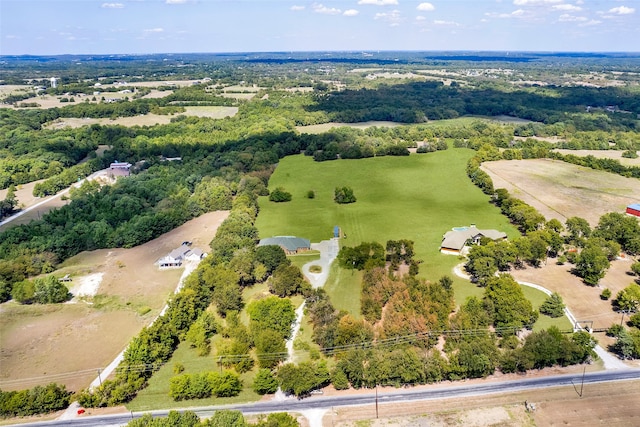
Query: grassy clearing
xmin=127 ymin=340 xmax=262 ymax=412
xmin=287 ymin=252 xmax=320 ymax=270
xmin=255 ymin=151 xmax=519 ymax=309
xmin=324 ymin=262 xmax=363 ymax=318
xmin=521 ymin=286 xmax=573 ymax=332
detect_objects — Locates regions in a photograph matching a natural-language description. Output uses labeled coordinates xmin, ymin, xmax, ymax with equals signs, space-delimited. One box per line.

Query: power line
xmin=1 ymin=325 xmax=577 ymax=389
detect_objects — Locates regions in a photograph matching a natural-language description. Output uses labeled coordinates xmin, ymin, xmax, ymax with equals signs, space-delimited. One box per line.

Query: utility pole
xmin=375 ymin=384 xmax=379 ymax=419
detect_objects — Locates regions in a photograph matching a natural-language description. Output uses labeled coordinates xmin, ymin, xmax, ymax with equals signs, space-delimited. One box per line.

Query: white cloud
xmin=415 ymin=15 xmax=427 ymax=21
xmin=343 ymin=9 xmax=359 ymax=16
xmin=358 ymin=0 xmax=398 ymax=5
xmin=609 ymin=6 xmax=635 ymax=15
xmin=166 ymin=0 xmax=188 ymax=4
xmin=101 ymin=3 xmax=124 ymax=8
xmin=417 ymin=2 xmax=435 ymax=11
xmin=513 ymin=0 xmax=561 ymax=5
xmin=485 ymin=9 xmax=527 ymax=18
xmin=558 ymin=13 xmax=587 ymax=21
xmin=144 ymin=28 xmax=164 ymax=33
xmin=575 ymin=0 xmax=583 ymax=4
xmin=374 ymin=9 xmax=402 ymax=25
xmin=290 ymin=5 xmax=305 ymax=11
xmin=552 ymin=4 xmax=582 ymax=11
xmin=579 ymin=19 xmax=601 ymax=26
xmin=433 ymin=20 xmax=460 ymax=26
xmin=5 ymin=35 xmax=20 ymax=39
xmin=312 ymin=3 xmax=342 ymax=14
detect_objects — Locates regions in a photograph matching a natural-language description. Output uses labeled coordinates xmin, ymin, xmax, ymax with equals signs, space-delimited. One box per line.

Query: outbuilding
xmin=626 ymin=203 xmax=640 ymax=218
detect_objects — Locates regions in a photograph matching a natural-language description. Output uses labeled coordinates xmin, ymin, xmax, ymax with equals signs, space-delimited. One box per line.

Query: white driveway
xmin=302 ymin=238 xmax=340 ymax=288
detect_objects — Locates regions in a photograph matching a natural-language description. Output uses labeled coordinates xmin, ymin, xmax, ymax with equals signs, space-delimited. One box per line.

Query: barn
xmin=626 ymin=203 xmax=640 ymax=218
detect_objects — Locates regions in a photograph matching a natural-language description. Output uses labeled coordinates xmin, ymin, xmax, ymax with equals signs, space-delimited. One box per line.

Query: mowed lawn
xmin=256 ymin=150 xmax=520 ymax=287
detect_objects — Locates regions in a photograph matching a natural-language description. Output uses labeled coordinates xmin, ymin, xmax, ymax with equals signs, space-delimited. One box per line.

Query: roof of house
xmin=110 ymin=162 xmax=132 ymax=168
xmin=441 ymin=226 xmax=507 ymax=251
xmin=627 ymin=203 xmax=640 ymax=210
xmin=258 ymin=236 xmax=311 ymax=252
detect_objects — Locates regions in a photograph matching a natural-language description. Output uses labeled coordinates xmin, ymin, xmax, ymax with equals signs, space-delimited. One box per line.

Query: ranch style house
xmin=258 ymin=236 xmax=311 ymax=255
xmin=440 ymin=225 xmax=507 ymax=255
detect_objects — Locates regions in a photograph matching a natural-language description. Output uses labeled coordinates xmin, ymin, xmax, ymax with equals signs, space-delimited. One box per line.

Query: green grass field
xmin=255 ymin=151 xmax=571 ymax=332
xmin=255 ymin=150 xmax=519 ymax=288
xmin=127 ymin=339 xmax=262 ymax=412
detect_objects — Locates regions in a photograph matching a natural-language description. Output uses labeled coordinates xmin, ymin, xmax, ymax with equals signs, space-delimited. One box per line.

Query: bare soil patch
xmin=509 ymin=257 xmax=640 ymax=347
xmin=297 ymin=121 xmax=405 ymax=134
xmin=43 ymin=106 xmax=238 ymax=129
xmin=0 ymin=211 xmax=229 ymax=392
xmin=553 ymin=149 xmax=640 ymax=167
xmin=328 ymin=379 xmax=640 ymax=427
xmin=481 ymin=159 xmax=640 ymax=226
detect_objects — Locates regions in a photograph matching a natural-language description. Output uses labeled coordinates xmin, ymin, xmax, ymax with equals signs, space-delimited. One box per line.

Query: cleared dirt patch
xmin=0 ymin=210 xmax=229 ymax=392
xmin=44 ymin=106 xmax=238 ymax=129
xmin=553 ymin=149 xmax=640 ymax=167
xmin=329 ymin=379 xmax=640 ymax=426
xmin=297 ymin=121 xmax=405 ymax=134
xmin=481 ymin=158 xmax=640 ymax=226
xmin=509 ymin=257 xmax=640 ymax=346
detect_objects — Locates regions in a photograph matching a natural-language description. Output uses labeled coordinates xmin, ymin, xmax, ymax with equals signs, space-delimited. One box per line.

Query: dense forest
xmin=1 ymin=53 xmax=639 ymax=417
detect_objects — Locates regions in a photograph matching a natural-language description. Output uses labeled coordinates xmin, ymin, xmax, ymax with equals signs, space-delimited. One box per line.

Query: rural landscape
xmin=1 ymin=50 xmax=640 ymax=427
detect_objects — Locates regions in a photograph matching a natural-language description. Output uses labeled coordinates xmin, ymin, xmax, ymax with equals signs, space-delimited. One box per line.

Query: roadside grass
xmin=126 ymin=339 xmax=261 ymax=412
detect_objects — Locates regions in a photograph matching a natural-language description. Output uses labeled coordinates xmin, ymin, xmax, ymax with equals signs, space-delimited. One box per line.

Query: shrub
xmin=334 ymin=186 xmax=356 ymax=204
xmin=0 ymin=383 xmax=71 ymax=417
xmin=600 ymin=288 xmax=612 ymax=300
xmin=306 ymin=190 xmax=315 ymax=199
xmin=629 ymin=312 xmax=640 ymax=328
xmin=331 ymin=367 xmax=350 ymax=390
xmin=268 ymin=187 xmax=292 ymax=202
xmin=252 ymin=369 xmax=279 ymax=395
xmin=168 ymin=371 xmax=241 ymax=401
xmin=539 ymin=292 xmax=565 ymax=318
xmin=606 ymin=323 xmax=624 ymax=337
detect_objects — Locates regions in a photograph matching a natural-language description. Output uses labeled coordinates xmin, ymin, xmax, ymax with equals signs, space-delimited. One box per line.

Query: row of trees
xmin=126 ymin=410 xmax=299 ymax=427
xmin=0 ymin=383 xmax=71 ymax=418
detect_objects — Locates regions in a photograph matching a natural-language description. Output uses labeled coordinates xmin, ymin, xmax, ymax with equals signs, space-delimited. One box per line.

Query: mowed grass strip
xmin=255 ymin=151 xmax=519 ymax=286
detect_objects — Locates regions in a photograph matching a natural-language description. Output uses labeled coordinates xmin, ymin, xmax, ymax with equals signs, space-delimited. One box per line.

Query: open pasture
xmin=44 ymin=106 xmax=238 ymax=129
xmin=481 ymin=158 xmax=640 ymax=226
xmin=553 ymin=148 xmax=640 ymax=167
xmin=256 ymin=151 xmax=520 ymax=286
xmin=0 ymin=211 xmax=228 ymax=392
xmin=296 ymin=121 xmax=406 ymax=134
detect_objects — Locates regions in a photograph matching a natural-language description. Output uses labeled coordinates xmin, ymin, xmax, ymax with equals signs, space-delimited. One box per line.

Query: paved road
xmin=0 ymin=169 xmax=108 ymax=228
xmin=9 ymin=369 xmax=640 ymax=427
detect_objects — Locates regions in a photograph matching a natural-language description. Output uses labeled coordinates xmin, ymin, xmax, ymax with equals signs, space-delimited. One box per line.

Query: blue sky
xmin=1 ymin=0 xmax=638 ymax=55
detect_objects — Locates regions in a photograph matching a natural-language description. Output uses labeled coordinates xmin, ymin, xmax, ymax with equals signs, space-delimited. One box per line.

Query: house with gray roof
xmin=157 ymin=244 xmax=207 ymax=268
xmin=440 ymin=225 xmax=507 ymax=255
xmin=258 ymin=236 xmax=311 ymax=255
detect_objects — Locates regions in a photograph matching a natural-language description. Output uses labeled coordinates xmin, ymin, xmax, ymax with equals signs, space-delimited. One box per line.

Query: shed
xmin=626 ymin=203 xmax=640 ymax=218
